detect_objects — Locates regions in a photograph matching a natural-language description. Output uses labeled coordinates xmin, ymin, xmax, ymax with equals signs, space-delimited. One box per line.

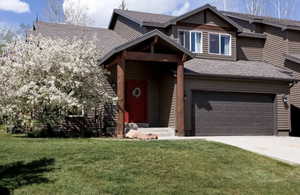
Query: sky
xmin=0 ymin=0 xmax=300 ymax=29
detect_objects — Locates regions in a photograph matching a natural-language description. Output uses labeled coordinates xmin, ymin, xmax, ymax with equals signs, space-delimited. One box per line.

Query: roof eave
xmin=225 ymin=13 xmax=300 ymax=33
xmin=184 ymin=72 xmax=295 ymax=82
xmin=285 ymin=53 xmax=300 ymax=64
xmin=109 ymin=9 xmax=144 ymax=30
xmin=238 ymin=32 xmax=266 ymax=39
xmin=142 ymin=22 xmax=167 ymax=28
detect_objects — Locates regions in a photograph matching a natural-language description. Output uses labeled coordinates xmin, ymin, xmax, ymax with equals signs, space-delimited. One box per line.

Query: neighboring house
xmin=32 ymin=4 xmax=300 ymax=137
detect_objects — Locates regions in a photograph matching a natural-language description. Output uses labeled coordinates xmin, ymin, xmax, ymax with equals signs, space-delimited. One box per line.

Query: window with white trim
xmin=178 ymin=30 xmax=203 ymax=53
xmin=209 ymin=33 xmax=231 ymax=56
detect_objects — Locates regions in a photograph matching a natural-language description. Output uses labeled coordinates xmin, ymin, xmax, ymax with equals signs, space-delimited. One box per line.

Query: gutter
xmin=184 ymin=72 xmax=296 ymax=83
xmin=285 ymin=54 xmax=300 ymax=64
xmin=238 ymin=32 xmax=266 ymax=39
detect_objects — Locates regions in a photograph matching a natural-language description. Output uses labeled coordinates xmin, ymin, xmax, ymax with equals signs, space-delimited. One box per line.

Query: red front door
xmin=125 ymin=80 xmax=148 ymax=123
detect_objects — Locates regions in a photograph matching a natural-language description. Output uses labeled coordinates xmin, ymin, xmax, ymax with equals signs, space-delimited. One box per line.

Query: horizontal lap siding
xmin=237 ymin=37 xmax=264 ymax=61
xmin=182 ymin=10 xmax=231 ymax=27
xmin=172 ymin=9 xmax=237 ymax=61
xmin=288 ymin=30 xmax=300 ymax=54
xmin=285 ymin=60 xmax=300 ymax=108
xmin=290 ymin=83 xmax=300 ymax=108
xmin=263 ymin=26 xmax=288 ymax=67
xmin=173 ymin=26 xmax=237 ymax=61
xmin=113 ymin=16 xmax=143 ymax=40
xmin=286 ymin=30 xmax=300 ymax=108
xmin=261 ymin=27 xmax=292 ymax=131
xmin=276 ymin=94 xmax=290 ymax=130
xmin=185 ymin=78 xmax=290 ymax=133
xmin=159 ymin=75 xmax=176 ymax=128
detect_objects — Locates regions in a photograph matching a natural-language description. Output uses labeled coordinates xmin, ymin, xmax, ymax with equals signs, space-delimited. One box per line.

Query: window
xmin=209 ymin=34 xmax=219 ymax=54
xmin=178 ymin=30 xmax=202 ymax=53
xmin=209 ymin=33 xmax=231 ymax=56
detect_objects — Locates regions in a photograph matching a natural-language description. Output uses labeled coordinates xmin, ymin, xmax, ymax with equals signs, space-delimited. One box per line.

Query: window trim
xmin=178 ymin=30 xmax=203 ymax=54
xmin=208 ymin=33 xmax=232 ymax=56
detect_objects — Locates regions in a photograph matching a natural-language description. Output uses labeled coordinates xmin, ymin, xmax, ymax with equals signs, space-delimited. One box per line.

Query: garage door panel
xmin=192 ymin=91 xmax=275 ymax=136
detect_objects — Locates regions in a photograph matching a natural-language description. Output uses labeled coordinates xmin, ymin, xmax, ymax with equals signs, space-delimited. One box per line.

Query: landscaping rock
xmin=125 ymin=130 xmax=158 ymax=140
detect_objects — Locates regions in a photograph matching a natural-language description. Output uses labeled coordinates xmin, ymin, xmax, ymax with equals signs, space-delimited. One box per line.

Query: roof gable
xmin=108 ymin=9 xmax=174 ymax=29
xmin=168 ymin=4 xmax=243 ymax=31
xmin=99 ymin=29 xmax=193 ymax=65
xmin=109 ymin=4 xmax=243 ymax=31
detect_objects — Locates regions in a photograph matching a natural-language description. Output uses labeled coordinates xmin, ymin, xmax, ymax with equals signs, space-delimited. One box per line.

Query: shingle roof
xmin=110 ymin=5 xmax=300 ymax=32
xmin=110 ymin=4 xmax=243 ymax=31
xmin=185 ymin=59 xmax=295 ymax=82
xmin=113 ymin=9 xmax=174 ymax=26
xmin=222 ymin=11 xmax=300 ymax=30
xmin=31 ymin=21 xmax=127 ymax=58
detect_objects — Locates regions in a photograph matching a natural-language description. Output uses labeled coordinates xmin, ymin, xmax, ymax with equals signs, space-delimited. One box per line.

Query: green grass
xmin=1 ymin=133 xmax=300 ymax=195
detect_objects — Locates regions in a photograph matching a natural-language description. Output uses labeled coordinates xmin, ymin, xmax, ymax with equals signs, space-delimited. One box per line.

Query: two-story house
xmin=32 ymin=4 xmax=299 ymax=137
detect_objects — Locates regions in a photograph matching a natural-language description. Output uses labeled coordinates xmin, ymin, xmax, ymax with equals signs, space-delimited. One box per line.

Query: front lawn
xmin=1 ymin=133 xmax=300 ymax=195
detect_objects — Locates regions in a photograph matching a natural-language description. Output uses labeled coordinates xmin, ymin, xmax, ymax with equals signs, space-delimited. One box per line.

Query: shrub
xmin=0 ymin=34 xmax=117 ymax=137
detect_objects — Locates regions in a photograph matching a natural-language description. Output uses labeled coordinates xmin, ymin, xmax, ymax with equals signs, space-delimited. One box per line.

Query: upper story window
xmin=209 ymin=33 xmax=231 ymax=56
xmin=178 ymin=30 xmax=203 ymax=53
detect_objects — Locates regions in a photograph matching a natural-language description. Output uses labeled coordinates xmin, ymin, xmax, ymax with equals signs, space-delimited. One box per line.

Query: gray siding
xmin=285 ymin=60 xmax=300 ymax=108
xmin=237 ymin=37 xmax=264 ymax=61
xmin=113 ymin=15 xmax=144 ymax=40
xmin=182 ymin=10 xmax=231 ymax=27
xmin=184 ymin=77 xmax=290 ymax=134
xmin=159 ymin=74 xmax=176 ymax=128
xmin=287 ymin=30 xmax=300 ymax=54
xmin=172 ymin=26 xmax=237 ymax=61
xmin=263 ymin=26 xmax=288 ymax=67
xmin=230 ymin=17 xmax=255 ymax=32
xmin=182 ymin=11 xmax=205 ymax=25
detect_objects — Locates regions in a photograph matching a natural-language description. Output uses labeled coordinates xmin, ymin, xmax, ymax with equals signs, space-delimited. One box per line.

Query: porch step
xmin=138 ymin=128 xmax=175 ymax=137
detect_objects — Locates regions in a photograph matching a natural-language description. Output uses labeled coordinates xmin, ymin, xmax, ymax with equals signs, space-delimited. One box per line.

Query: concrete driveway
xmin=204 ymin=136 xmax=300 ymax=165
xmin=160 ymin=136 xmax=300 ymax=165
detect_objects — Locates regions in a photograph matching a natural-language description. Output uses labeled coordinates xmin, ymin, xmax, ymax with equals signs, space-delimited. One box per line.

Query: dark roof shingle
xmin=112 ymin=4 xmax=243 ymax=31
xmin=31 ymin=21 xmax=127 ymax=58
xmin=185 ymin=58 xmax=295 ymax=81
xmin=222 ymin=11 xmax=300 ymax=30
xmin=112 ymin=6 xmax=300 ymax=32
xmin=114 ymin=9 xmax=174 ymax=26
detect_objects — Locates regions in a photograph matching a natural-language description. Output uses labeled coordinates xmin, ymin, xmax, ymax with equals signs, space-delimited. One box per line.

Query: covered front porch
xmin=99 ymin=30 xmax=192 ymax=138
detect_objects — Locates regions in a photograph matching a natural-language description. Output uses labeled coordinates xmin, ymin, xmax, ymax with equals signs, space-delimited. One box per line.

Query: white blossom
xmin=0 ymin=35 xmax=115 ymax=124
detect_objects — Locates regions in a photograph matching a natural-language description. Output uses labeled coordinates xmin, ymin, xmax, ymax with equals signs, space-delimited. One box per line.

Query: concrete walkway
xmin=160 ymin=136 xmax=300 ymax=165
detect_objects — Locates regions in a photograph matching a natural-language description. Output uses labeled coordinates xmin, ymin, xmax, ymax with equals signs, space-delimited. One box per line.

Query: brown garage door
xmin=192 ymin=91 xmax=275 ymax=136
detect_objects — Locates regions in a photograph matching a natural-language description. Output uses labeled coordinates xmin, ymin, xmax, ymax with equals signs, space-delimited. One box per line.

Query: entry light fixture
xmin=282 ymin=95 xmax=289 ymax=104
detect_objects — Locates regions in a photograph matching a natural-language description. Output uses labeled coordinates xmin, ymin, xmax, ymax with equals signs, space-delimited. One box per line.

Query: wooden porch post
xmin=176 ymin=58 xmax=185 ymax=136
xmin=116 ymin=54 xmax=126 ymax=138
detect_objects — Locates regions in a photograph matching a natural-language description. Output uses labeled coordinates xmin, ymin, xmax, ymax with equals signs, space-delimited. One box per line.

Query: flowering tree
xmin=0 ymin=35 xmax=115 ymax=129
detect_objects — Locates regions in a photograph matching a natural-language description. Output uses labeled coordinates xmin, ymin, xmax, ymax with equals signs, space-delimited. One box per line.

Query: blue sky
xmin=0 ymin=0 xmax=46 ymax=27
xmin=1 ymin=0 xmax=300 ymax=29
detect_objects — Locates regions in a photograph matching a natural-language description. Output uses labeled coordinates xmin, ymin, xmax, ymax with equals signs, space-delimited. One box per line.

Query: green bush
xmin=27 ymin=121 xmax=51 ymax=138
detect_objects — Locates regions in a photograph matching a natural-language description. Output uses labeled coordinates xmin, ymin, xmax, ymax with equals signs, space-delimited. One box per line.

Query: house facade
xmin=33 ymin=4 xmax=300 ymax=137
